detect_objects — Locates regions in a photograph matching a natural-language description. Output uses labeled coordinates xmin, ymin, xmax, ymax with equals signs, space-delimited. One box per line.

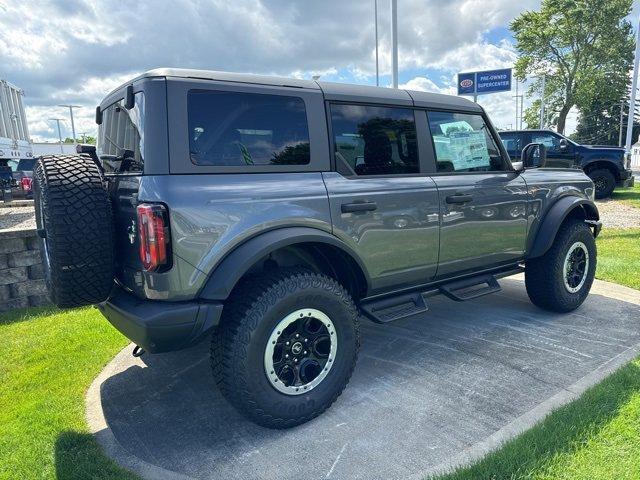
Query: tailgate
xmin=106 ymin=174 xmax=144 ymax=286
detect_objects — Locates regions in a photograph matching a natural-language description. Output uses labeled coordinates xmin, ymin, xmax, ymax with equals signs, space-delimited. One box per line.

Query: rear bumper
xmin=98 ymin=285 xmax=223 ymax=353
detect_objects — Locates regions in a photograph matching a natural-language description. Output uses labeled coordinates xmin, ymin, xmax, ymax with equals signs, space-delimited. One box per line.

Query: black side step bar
xmin=439 ymin=274 xmax=501 ymax=301
xmin=360 ymin=292 xmax=428 ymax=323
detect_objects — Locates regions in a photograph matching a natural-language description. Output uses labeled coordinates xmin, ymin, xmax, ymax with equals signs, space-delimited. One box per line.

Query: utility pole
xmin=59 ymin=104 xmax=81 ymax=144
xmin=513 ymin=80 xmax=521 ymax=129
xmin=390 ymin=0 xmax=398 ymax=88
xmin=625 ymin=16 xmax=640 ymax=158
xmin=49 ymin=118 xmax=64 ymax=153
xmin=519 ymin=95 xmax=524 ymax=129
xmin=539 ymin=75 xmax=546 ymax=129
xmin=619 ymin=101 xmax=625 ymax=147
xmin=374 ymin=0 xmax=379 ymax=86
xmin=79 ymin=132 xmax=88 ymax=143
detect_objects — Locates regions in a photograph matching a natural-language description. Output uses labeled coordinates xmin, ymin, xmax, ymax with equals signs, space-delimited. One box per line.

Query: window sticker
xmin=447 ymin=131 xmax=490 ymax=170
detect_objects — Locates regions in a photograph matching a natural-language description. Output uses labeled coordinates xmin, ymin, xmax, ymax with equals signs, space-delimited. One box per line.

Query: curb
xmin=86 ymin=278 xmax=640 ymax=480
xmin=85 ymin=347 xmax=194 ymax=480
xmin=417 ymin=339 xmax=640 ymax=478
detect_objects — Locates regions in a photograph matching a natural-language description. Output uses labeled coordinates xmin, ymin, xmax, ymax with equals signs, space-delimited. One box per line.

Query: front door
xmin=324 ymin=103 xmax=440 ymax=294
xmin=530 ymin=131 xmax=576 ymax=167
xmin=425 ymin=110 xmax=528 ymax=277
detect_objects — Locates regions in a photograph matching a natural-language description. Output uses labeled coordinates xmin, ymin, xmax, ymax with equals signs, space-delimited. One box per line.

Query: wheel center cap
xmin=291 ymin=341 xmax=303 ymax=355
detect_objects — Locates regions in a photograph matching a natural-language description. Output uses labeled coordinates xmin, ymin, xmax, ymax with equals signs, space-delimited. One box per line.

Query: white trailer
xmin=0 ymin=80 xmax=33 ymax=164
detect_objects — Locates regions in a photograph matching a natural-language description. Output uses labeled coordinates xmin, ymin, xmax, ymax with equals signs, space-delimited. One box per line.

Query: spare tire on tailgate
xmin=34 ymin=154 xmax=114 ymax=308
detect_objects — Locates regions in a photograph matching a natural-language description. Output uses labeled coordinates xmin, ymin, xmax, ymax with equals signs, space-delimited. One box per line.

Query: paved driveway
xmin=89 ymin=277 xmax=640 ymax=480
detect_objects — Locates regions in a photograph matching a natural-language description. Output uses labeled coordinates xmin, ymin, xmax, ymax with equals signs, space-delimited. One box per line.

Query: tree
xmin=511 ymin=0 xmax=634 ymax=134
xmin=63 ymin=136 xmax=96 ymax=144
xmin=572 ymin=92 xmax=640 ymax=145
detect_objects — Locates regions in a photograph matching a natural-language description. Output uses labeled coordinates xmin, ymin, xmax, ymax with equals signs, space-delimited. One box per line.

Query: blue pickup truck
xmin=499 ymin=129 xmax=634 ymax=198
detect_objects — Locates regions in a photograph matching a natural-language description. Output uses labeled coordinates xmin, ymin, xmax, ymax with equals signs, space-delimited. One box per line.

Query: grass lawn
xmin=611 ymin=182 xmax=640 ymax=208
xmin=0 ymin=307 xmax=139 ymax=480
xmin=595 ymin=228 xmax=640 ymax=290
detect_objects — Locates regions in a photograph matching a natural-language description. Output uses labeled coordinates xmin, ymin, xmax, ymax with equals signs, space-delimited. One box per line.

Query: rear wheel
xmin=587 ymin=168 xmax=616 ymax=199
xmin=525 ymin=219 xmax=596 ymax=312
xmin=211 ymin=268 xmax=359 ymax=428
xmin=34 ymin=155 xmax=114 ymax=307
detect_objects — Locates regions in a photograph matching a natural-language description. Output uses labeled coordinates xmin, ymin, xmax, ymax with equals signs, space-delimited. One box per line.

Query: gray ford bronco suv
xmin=34 ymin=69 xmax=601 ymax=428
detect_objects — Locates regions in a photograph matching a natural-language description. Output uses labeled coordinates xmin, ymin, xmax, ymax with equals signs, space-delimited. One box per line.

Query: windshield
xmin=97 ymin=92 xmax=145 ymax=173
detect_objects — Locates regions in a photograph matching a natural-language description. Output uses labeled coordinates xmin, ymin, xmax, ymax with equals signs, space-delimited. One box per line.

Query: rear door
xmin=323 ymin=102 xmax=440 ymax=294
xmin=425 ymin=111 xmax=528 ymax=277
xmin=98 ymin=93 xmax=146 ymax=283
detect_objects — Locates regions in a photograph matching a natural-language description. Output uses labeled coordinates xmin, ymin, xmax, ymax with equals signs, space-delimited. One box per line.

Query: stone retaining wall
xmin=0 ymin=229 xmax=49 ymax=312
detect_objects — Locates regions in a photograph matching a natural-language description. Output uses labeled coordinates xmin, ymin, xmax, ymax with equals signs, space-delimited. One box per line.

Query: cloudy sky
xmin=1 ymin=0 xmax=638 ymax=142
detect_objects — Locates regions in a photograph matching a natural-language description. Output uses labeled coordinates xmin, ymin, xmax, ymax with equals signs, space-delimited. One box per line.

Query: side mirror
xmin=559 ymin=138 xmax=569 ymax=153
xmin=521 ymin=143 xmax=547 ymax=169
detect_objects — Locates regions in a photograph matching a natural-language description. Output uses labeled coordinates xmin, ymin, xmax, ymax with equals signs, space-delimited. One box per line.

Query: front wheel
xmin=211 ymin=268 xmax=359 ymax=428
xmin=525 ymin=219 xmax=596 ymax=312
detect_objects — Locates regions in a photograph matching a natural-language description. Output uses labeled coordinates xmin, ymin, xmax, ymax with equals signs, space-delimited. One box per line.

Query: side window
xmin=330 ymin=104 xmax=419 ymax=176
xmin=97 ymin=93 xmax=145 ymax=173
xmin=188 ymin=90 xmax=310 ymax=167
xmin=499 ymin=132 xmax=522 ymax=156
xmin=427 ymin=111 xmax=506 ymax=173
xmin=532 ymin=133 xmax=561 ymax=153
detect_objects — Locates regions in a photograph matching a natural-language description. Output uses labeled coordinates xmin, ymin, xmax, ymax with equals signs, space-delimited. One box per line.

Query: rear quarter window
xmin=97 ymin=92 xmax=145 ymax=173
xmin=188 ymin=90 xmax=310 ymax=167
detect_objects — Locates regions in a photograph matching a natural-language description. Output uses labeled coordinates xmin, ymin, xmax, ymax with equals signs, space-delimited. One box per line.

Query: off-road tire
xmin=211 ymin=268 xmax=359 ymax=428
xmin=525 ymin=219 xmax=596 ymax=313
xmin=588 ymin=168 xmax=616 ymax=199
xmin=33 ymin=154 xmax=114 ymax=308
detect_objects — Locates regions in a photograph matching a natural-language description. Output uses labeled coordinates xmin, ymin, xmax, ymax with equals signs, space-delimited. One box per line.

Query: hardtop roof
xmin=104 ymin=67 xmax=482 ymax=112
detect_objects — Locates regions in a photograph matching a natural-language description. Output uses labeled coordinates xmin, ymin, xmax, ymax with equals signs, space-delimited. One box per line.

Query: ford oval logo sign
xmin=460 ymin=79 xmax=473 ymax=88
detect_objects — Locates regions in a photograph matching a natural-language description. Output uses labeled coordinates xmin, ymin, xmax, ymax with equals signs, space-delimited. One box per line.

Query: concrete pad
xmin=86 ymin=277 xmax=640 ymax=480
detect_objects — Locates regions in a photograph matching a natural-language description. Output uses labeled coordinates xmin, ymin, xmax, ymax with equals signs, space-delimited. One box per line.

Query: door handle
xmin=341 ymin=201 xmax=378 ymax=213
xmin=445 ymin=194 xmax=473 ymax=204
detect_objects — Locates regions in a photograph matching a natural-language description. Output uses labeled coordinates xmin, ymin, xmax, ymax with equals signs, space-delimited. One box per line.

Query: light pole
xmin=374 ymin=0 xmax=379 ymax=86
xmin=390 ymin=0 xmax=398 ymax=88
xmin=539 ymin=75 xmax=546 ymax=129
xmin=49 ymin=118 xmax=64 ymax=153
xmin=513 ymin=79 xmax=523 ymax=129
xmin=59 ymin=104 xmax=81 ymax=144
xmin=625 ymin=16 xmax=640 ymax=158
xmin=619 ymin=101 xmax=625 ymax=147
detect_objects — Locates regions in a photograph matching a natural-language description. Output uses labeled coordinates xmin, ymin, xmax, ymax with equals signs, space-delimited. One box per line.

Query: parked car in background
xmin=0 ymin=79 xmax=33 ymax=200
xmin=499 ymin=129 xmax=634 ymax=198
xmin=8 ymin=157 xmax=35 ymax=198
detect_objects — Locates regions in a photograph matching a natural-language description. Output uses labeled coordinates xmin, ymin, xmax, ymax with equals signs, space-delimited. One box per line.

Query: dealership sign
xmin=457 ymin=68 xmax=512 ymax=96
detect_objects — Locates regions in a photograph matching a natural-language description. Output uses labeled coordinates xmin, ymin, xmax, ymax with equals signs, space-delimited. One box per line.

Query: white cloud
xmin=399 ymin=77 xmax=453 ymax=95
xmin=1 ymin=0 xmax=543 ymax=141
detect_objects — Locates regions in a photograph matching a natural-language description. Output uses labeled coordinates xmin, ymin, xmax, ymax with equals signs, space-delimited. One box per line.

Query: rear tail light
xmin=137 ymin=204 xmax=170 ymax=272
xmin=21 ymin=177 xmax=32 ymax=191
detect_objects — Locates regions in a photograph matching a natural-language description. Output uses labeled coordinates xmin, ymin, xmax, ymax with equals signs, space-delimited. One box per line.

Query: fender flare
xmin=528 ymin=196 xmax=600 ymax=259
xmin=198 ymin=227 xmax=371 ymax=301
xmin=582 ymin=158 xmax=620 ymax=176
